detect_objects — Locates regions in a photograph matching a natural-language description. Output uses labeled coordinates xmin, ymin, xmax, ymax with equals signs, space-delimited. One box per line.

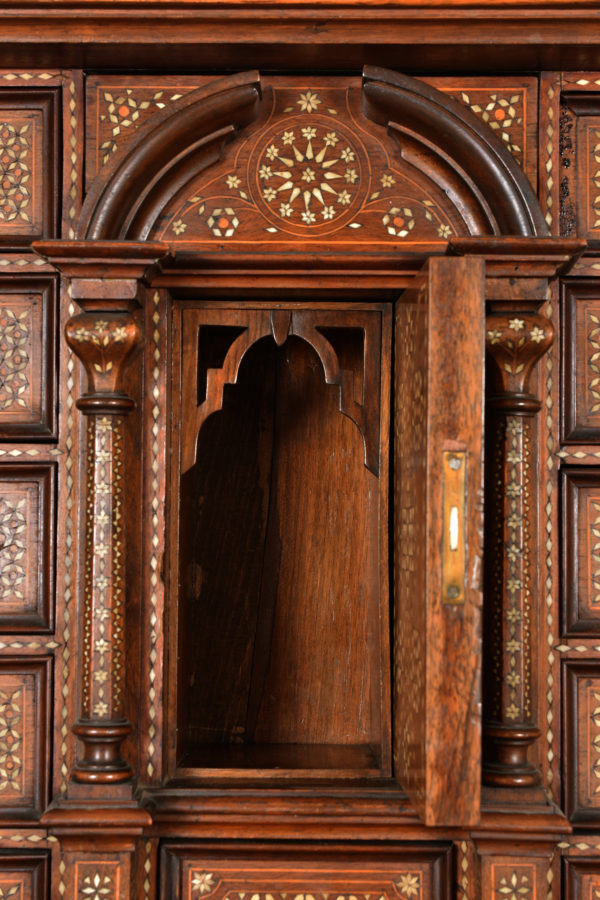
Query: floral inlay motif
xmin=0 ymin=306 xmax=31 ymax=411
xmin=495 ymin=869 xmax=532 ymax=899
xmin=297 ymin=90 xmax=322 ymax=113
xmin=587 ymin=311 xmax=600 ymax=415
xmin=68 ymin=319 xmax=130 ymax=374
xmin=0 ymin=885 xmax=21 ymax=899
xmin=191 ymin=872 xmax=216 ymax=895
xmin=83 ymin=415 xmax=125 ymax=719
xmin=382 ymin=207 xmax=415 ymax=237
xmin=0 ymin=122 xmax=31 ymax=224
xmin=254 ymin=125 xmax=361 ymax=226
xmin=0 ymin=495 xmax=27 ymax=605
xmin=395 ymin=873 xmax=421 ymax=898
xmin=0 ymin=686 xmax=23 ymax=793
xmin=98 ymin=88 xmax=185 ymax=164
xmin=456 ymin=91 xmax=524 ymax=165
xmin=207 ymin=207 xmax=239 ymax=237
xmin=79 ymin=871 xmax=114 ymax=899
xmin=501 ymin=416 xmax=530 ymax=722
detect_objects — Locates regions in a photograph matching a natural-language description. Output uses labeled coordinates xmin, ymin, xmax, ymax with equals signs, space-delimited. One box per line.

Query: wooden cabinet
xmin=3 ymin=10 xmax=600 ymax=898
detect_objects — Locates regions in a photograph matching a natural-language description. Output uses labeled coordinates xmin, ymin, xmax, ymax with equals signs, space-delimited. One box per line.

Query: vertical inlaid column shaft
xmin=483 ymin=312 xmax=554 ymax=787
xmin=66 ymin=307 xmax=140 ymax=784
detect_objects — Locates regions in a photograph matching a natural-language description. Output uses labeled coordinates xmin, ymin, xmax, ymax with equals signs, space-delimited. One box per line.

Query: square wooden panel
xmin=563 ymin=857 xmax=600 ymax=900
xmin=562 ymin=660 xmax=600 ymax=825
xmin=0 ymin=463 xmax=55 ymax=632
xmin=73 ymin=859 xmax=124 ymax=900
xmin=0 ymin=89 xmax=60 ymax=246
xmin=0 ymin=276 xmax=57 ymax=440
xmin=562 ymin=281 xmax=600 ymax=442
xmin=561 ymin=468 xmax=600 ymax=636
xmin=0 ymin=657 xmax=51 ymax=819
xmin=480 ymin=856 xmax=547 ymax=900
xmin=159 ymin=843 xmax=453 ymax=900
xmin=0 ymin=851 xmax=48 ymax=899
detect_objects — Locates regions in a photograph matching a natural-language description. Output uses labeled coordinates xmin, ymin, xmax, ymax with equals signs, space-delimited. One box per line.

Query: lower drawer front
xmin=160 ymin=842 xmax=453 ymax=900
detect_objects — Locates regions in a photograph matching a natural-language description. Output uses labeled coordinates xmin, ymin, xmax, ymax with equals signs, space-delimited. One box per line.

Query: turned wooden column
xmin=483 ymin=312 xmax=554 ymax=787
xmin=65 ymin=304 xmax=141 ymax=782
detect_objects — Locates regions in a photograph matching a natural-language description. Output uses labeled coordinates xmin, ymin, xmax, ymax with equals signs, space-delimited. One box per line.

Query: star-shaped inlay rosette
xmin=252 ymin=122 xmax=366 ymax=230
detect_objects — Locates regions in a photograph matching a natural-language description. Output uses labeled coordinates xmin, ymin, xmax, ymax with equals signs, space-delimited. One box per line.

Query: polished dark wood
xmin=1 ymin=12 xmax=599 ymax=897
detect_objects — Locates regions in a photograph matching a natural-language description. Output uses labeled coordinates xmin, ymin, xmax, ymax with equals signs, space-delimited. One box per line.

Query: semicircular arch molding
xmin=76 ymin=68 xmax=548 ymax=247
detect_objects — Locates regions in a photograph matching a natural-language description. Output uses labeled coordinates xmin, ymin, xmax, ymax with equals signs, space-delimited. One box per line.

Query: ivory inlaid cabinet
xmin=0 ymin=9 xmax=600 ymax=898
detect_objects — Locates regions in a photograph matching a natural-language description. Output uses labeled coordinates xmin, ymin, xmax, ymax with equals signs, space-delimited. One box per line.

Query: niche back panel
xmin=167 ymin=302 xmax=391 ymax=778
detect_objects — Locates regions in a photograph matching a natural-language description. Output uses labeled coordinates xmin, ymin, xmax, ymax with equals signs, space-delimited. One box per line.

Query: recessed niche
xmin=169 ymin=305 xmax=391 ymax=778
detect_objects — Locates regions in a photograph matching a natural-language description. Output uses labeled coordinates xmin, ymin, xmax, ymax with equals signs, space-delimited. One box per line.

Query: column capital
xmin=486 ymin=312 xmax=554 ymax=413
xmin=65 ymin=312 xmax=141 ymax=415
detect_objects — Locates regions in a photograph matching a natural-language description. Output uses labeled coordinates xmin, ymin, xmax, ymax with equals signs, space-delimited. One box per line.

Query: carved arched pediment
xmin=77 ymin=68 xmax=548 ymax=248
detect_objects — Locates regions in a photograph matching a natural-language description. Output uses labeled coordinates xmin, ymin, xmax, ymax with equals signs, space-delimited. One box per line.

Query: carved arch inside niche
xmin=76 ymin=67 xmax=548 ymax=245
xmin=182 ymin=309 xmax=382 ymax=476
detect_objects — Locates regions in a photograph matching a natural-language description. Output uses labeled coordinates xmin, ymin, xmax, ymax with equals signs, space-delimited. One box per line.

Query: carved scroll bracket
xmin=483 ymin=312 xmax=554 ymax=788
xmin=33 ymin=241 xmax=170 ymax=789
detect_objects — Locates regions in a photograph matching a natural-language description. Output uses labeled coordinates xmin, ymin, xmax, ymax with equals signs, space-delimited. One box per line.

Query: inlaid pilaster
xmin=483 ymin=312 xmax=554 ymax=787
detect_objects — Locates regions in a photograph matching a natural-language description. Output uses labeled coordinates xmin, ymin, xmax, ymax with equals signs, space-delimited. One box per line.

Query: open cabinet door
xmin=394 ymin=255 xmax=485 ymax=827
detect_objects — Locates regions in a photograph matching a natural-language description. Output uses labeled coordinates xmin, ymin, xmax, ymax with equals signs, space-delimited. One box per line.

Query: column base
xmin=482 ymin=723 xmax=541 ymax=787
xmin=72 ymin=719 xmax=133 ymax=784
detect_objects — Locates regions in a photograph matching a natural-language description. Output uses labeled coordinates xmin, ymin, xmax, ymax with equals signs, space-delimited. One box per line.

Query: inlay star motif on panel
xmin=159 ymin=86 xmax=457 ymax=245
xmin=492 ymin=867 xmax=533 ymax=900
xmin=0 ymin=122 xmax=31 ymax=225
xmin=0 ymin=496 xmax=26 ymax=606
xmin=79 ymin=871 xmax=114 ymax=899
xmin=0 ymin=687 xmax=23 ymax=794
xmin=0 ymin=306 xmax=30 ymax=412
xmin=253 ymin=123 xmax=363 ymax=227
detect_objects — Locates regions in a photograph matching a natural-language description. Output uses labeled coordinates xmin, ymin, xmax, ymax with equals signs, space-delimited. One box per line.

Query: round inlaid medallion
xmin=248 ymin=117 xmax=370 ymax=235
